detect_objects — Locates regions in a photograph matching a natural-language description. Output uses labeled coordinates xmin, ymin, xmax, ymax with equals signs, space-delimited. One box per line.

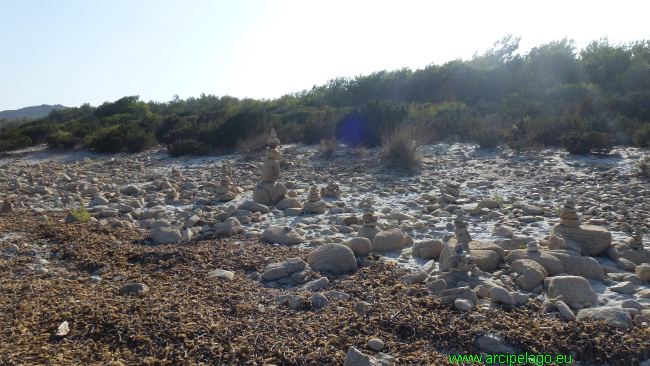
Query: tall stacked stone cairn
xmin=303 ymin=185 xmax=326 ymax=214
xmin=356 ymin=208 xmax=381 ymax=241
xmin=550 ymin=195 xmax=612 ymax=256
xmin=629 ymin=227 xmax=644 ymax=250
xmin=321 ymin=180 xmax=341 ymax=199
xmin=439 ymin=211 xmax=473 ymax=272
xmin=253 ymin=129 xmax=288 ymax=206
xmin=559 ymin=196 xmax=580 ymax=227
xmin=454 ymin=211 xmax=472 ymax=246
xmin=215 ymin=163 xmax=238 ymax=202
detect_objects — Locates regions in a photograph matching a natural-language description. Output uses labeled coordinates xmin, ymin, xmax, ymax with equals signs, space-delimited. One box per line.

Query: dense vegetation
xmin=2 ymin=37 xmax=649 ymax=155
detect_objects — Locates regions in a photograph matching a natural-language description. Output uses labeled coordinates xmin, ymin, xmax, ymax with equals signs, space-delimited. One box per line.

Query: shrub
xmin=45 ymin=130 xmax=76 ymax=148
xmin=471 ymin=119 xmax=505 ymax=149
xmin=236 ymin=132 xmax=269 ymax=161
xmin=561 ymin=130 xmax=613 ymax=155
xmin=0 ymin=130 xmax=32 ymax=152
xmin=168 ymin=139 xmax=211 ymax=157
xmin=634 ymin=123 xmax=650 ymax=148
xmin=638 ymin=155 xmax=650 ymax=177
xmin=90 ymin=128 xmax=125 ymax=153
xmin=381 ymin=125 xmax=422 ymax=173
xmin=319 ymin=137 xmax=337 ymax=158
xmin=125 ymin=131 xmax=156 ymax=153
xmin=69 ymin=204 xmax=91 ymax=223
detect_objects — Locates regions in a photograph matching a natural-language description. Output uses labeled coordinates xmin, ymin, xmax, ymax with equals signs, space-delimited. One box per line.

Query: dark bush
xmin=45 ymin=130 xmax=76 ymax=148
xmin=168 ymin=139 xmax=211 ymax=157
xmin=634 ymin=123 xmax=650 ymax=148
xmin=561 ymin=130 xmax=614 ymax=155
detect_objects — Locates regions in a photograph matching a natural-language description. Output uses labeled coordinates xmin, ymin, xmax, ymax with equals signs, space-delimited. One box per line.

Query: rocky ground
xmin=1 ymin=143 xmax=650 ymax=365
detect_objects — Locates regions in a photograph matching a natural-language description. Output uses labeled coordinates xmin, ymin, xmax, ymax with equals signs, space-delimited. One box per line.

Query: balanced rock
xmin=551 ymin=196 xmax=612 ymax=256
xmin=215 ymin=163 xmax=238 ymax=202
xmin=321 ymin=180 xmax=341 ymax=198
xmin=307 ymin=243 xmax=357 ymax=274
xmin=357 ymin=209 xmax=381 ymax=241
xmin=303 ymin=185 xmax=326 ymax=214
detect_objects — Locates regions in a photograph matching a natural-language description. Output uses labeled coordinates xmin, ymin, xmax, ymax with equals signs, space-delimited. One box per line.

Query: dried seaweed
xmin=1 ymin=213 xmax=648 ymax=365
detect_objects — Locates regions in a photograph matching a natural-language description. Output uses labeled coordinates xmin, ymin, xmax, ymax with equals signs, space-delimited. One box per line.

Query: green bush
xmin=561 ymin=130 xmax=614 ymax=155
xmin=168 ymin=139 xmax=211 ymax=157
xmin=69 ymin=205 xmax=91 ymax=223
xmin=45 ymin=130 xmax=76 ymax=148
xmin=634 ymin=123 xmax=650 ymax=147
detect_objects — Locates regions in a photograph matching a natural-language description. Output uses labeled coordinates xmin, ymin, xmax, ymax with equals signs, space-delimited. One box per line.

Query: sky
xmin=0 ymin=0 xmax=648 ymax=111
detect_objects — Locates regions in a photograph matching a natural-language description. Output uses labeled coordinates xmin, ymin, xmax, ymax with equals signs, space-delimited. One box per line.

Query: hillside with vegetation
xmin=1 ymin=37 xmax=649 ymax=155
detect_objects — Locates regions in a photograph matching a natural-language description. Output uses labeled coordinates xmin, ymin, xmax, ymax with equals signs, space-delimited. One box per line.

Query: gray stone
xmin=307 ymin=243 xmax=357 ymax=274
xmin=511 ymin=259 xmax=547 ymax=290
xmin=150 ymin=227 xmax=182 ymax=244
xmin=549 ymin=251 xmax=605 ymax=280
xmin=302 ymin=277 xmax=329 ymax=291
xmin=262 ymin=225 xmax=305 ymax=245
xmin=551 ymin=224 xmax=612 ymax=256
xmin=555 ymin=300 xmax=576 ymax=321
xmin=576 ymin=307 xmax=633 ymax=329
xmin=262 ymin=258 xmax=307 ymax=281
xmin=346 ymin=237 xmax=372 ymax=257
xmin=208 ymin=269 xmax=235 ymax=281
xmin=412 ymin=240 xmax=443 ymax=260
xmin=213 ymin=217 xmax=243 ymax=237
xmin=489 ymin=286 xmax=515 ymax=305
xmin=119 ymin=282 xmax=149 ymax=295
xmin=547 ymin=276 xmax=598 ymax=308
xmin=372 ymin=228 xmax=407 ymax=252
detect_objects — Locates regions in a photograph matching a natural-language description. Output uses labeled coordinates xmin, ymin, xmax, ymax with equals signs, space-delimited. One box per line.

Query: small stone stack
xmin=527 ymin=240 xmax=540 ymax=253
xmin=440 ymin=181 xmax=461 ymax=204
xmin=215 ymin=163 xmax=238 ymax=202
xmin=322 ymin=180 xmax=341 ymax=199
xmin=303 ymin=185 xmax=326 ymax=214
xmin=253 ymin=129 xmax=288 ymax=206
xmin=629 ymin=226 xmax=644 ymax=250
xmin=559 ymin=196 xmax=580 ymax=228
xmin=357 ymin=208 xmax=381 ymax=241
xmin=454 ymin=211 xmax=472 ymax=246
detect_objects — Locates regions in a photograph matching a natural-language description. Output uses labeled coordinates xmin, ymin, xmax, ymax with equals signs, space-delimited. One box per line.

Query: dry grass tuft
xmin=318 ymin=137 xmax=337 ymax=159
xmin=381 ymin=126 xmax=422 ymax=173
xmin=638 ymin=155 xmax=650 ymax=177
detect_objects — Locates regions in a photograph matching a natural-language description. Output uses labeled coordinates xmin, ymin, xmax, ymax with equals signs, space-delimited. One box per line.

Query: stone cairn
xmin=449 ymin=244 xmax=476 ymax=274
xmin=629 ymin=226 xmax=644 ymax=250
xmin=439 ymin=180 xmax=461 ymax=204
xmin=527 ymin=239 xmax=540 ymax=253
xmin=321 ymin=180 xmax=341 ymax=199
xmin=253 ymin=129 xmax=288 ymax=206
xmin=357 ymin=208 xmax=381 ymax=241
xmin=454 ymin=211 xmax=472 ymax=247
xmin=559 ymin=196 xmax=580 ymax=228
xmin=215 ymin=163 xmax=238 ymax=202
xmin=303 ymin=185 xmax=326 ymax=214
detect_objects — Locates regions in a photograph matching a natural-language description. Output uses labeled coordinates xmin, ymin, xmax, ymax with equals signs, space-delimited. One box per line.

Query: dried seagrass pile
xmin=1 ymin=213 xmax=648 ymax=365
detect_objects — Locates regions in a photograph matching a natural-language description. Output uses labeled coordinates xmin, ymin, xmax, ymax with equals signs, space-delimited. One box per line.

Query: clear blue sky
xmin=1 ymin=0 xmax=648 ymax=110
